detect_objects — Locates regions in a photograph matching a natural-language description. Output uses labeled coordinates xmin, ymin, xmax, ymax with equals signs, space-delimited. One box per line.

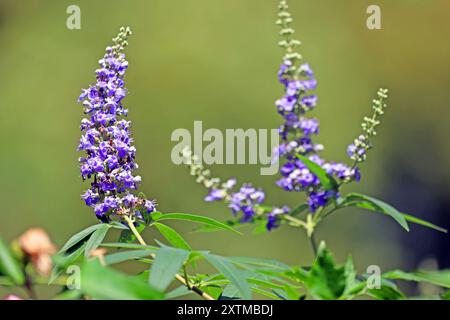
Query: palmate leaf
xmin=154 ymin=213 xmax=241 ymax=234
xmin=0 ymin=237 xmax=25 ymax=285
xmin=296 ymin=154 xmax=338 ymax=191
xmin=305 ymin=242 xmax=348 ymax=299
xmin=149 ymin=246 xmax=190 ymax=291
xmin=81 ymin=259 xmax=164 ymax=300
xmin=289 ymin=242 xmax=357 ymax=300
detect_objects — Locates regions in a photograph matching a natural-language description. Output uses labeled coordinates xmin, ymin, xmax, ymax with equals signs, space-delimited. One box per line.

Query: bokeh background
xmin=0 ymin=0 xmax=449 ymax=297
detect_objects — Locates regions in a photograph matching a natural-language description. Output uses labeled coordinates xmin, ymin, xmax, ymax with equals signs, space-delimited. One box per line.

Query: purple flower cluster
xmin=203 ymin=178 xmax=289 ymax=230
xmin=77 ymin=27 xmax=156 ymax=223
xmin=275 ymin=60 xmax=360 ymax=212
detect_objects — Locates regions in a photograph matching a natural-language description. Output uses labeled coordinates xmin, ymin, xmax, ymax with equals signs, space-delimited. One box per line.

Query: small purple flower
xmin=266 ymin=206 xmax=289 ymax=231
xmin=144 ymin=200 xmax=156 ymax=213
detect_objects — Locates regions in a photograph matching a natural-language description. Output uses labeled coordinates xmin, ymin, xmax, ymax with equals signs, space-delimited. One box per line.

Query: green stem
xmin=282 ymin=214 xmax=307 ymax=229
xmin=310 ymin=233 xmax=318 ymax=257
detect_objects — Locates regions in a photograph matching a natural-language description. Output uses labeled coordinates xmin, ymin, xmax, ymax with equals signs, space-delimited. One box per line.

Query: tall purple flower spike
xmin=77 ymin=27 xmax=156 ymax=223
xmin=274 ymin=1 xmax=359 ymax=213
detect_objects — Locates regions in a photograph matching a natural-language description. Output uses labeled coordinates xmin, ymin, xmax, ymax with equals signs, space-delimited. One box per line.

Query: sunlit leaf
xmin=154 ymin=222 xmax=192 ymax=251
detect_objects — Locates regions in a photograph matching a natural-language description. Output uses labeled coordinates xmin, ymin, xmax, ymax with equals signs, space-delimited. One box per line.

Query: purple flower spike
xmin=77 ymin=27 xmax=156 ymax=223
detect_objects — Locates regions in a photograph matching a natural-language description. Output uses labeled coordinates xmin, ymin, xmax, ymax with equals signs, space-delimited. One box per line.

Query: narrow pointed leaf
xmin=104 ymin=250 xmax=156 ymax=265
xmin=84 ymin=224 xmax=110 ymax=257
xmin=154 ymin=222 xmax=192 ymax=251
xmin=204 ymin=253 xmax=252 ymax=300
xmin=154 ymin=213 xmax=241 ymax=235
xmin=341 ymin=193 xmax=409 ymax=232
xmin=149 ymin=246 xmax=190 ymax=291
xmin=58 ymin=224 xmax=104 ymax=254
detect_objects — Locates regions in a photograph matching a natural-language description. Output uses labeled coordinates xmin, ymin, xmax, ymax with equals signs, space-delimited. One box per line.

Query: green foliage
xmin=104 ymin=250 xmax=156 ymax=266
xmin=290 ymin=242 xmax=353 ymax=299
xmin=154 ymin=212 xmax=241 ymax=234
xmin=81 ymin=259 xmax=164 ymax=300
xmin=0 ymin=237 xmax=25 ymax=285
xmin=204 ymin=253 xmax=252 ymax=300
xmin=153 ymin=222 xmax=192 ymax=250
xmin=383 ymin=269 xmax=450 ymax=288
xmin=84 ymin=224 xmax=110 ymax=257
xmin=338 ymin=193 xmax=409 ymax=231
xmin=58 ymin=224 xmax=105 ymax=254
xmin=149 ymin=246 xmax=190 ymax=291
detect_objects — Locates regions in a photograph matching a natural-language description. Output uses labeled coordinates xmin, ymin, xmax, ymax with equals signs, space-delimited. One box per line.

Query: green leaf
xmin=251 ymin=220 xmax=269 ymax=235
xmin=204 ymin=253 xmax=252 ymax=300
xmin=154 ymin=222 xmax=192 ymax=251
xmin=341 ymin=193 xmax=409 ymax=232
xmin=366 ymin=280 xmax=405 ymax=300
xmin=441 ymin=291 xmax=450 ymax=300
xmin=220 ymin=284 xmax=242 ymax=300
xmin=202 ymin=285 xmax=223 ymax=300
xmin=149 ymin=246 xmax=190 ymax=291
xmin=252 ymin=287 xmax=282 ymax=300
xmin=384 ymin=269 xmax=450 ymax=288
xmin=104 ymin=250 xmax=156 ymax=266
xmin=84 ymin=224 xmax=110 ymax=257
xmin=81 ymin=260 xmax=164 ymax=300
xmin=228 ymin=256 xmax=290 ymax=272
xmin=0 ymin=237 xmax=25 ymax=285
xmin=49 ymin=242 xmax=87 ymax=284
xmin=101 ymin=242 xmax=158 ymax=250
xmin=118 ymin=224 xmax=145 ymax=243
xmin=296 ymin=154 xmax=338 ymax=191
xmin=154 ymin=213 xmax=241 ymax=235
xmin=343 ymin=256 xmax=356 ymax=292
xmin=166 ymin=285 xmax=193 ymax=299
xmin=289 ymin=203 xmax=309 ymax=217
xmin=303 ymin=242 xmax=347 ymax=299
xmin=193 ymin=220 xmax=244 ymax=233
xmin=58 ymin=224 xmax=104 ymax=254
xmin=401 ymin=213 xmax=447 ymax=233
xmin=53 ymin=290 xmax=83 ymax=300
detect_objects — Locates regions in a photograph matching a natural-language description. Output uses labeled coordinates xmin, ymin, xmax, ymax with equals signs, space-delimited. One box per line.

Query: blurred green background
xmin=0 ymin=0 xmax=449 ymax=297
